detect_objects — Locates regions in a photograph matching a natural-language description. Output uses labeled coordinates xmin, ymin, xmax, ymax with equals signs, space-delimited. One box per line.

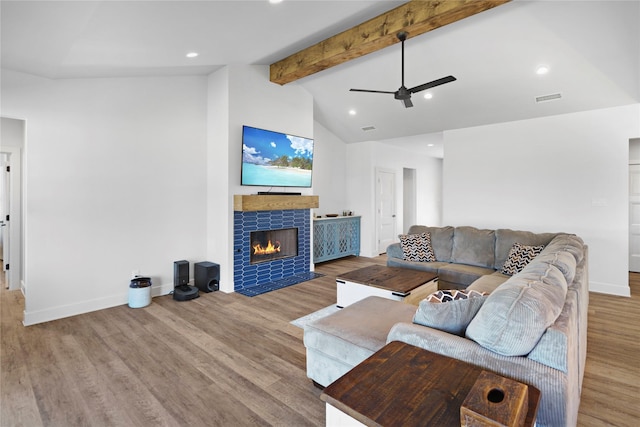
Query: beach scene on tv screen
xmin=242 ymin=127 xmax=313 ymax=187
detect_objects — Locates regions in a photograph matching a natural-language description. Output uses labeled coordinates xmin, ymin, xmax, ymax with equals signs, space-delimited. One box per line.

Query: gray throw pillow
xmin=413 ymin=290 xmax=487 ymax=336
xmin=466 ymin=264 xmax=568 ymax=356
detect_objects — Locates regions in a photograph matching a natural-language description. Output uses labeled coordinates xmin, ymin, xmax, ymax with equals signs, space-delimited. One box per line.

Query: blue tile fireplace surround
xmin=233 ymin=209 xmax=311 ymax=294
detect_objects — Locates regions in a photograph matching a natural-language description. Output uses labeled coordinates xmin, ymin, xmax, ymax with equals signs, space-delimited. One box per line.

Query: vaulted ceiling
xmin=2 ymin=1 xmax=638 ymax=157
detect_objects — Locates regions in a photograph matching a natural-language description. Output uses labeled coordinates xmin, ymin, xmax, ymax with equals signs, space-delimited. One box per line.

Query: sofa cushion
xmin=414 ymin=290 xmax=487 ymax=336
xmin=386 ymin=256 xmax=448 ymax=274
xmin=303 ymin=297 xmax=416 ymax=366
xmin=500 ymin=243 xmax=545 ymax=276
xmin=399 ymin=232 xmax=436 ymax=262
xmin=451 ymin=226 xmax=495 ymax=268
xmin=494 ymin=229 xmax=558 ymax=270
xmin=524 ymin=251 xmax=577 ymax=284
xmin=465 ymin=263 xmax=568 ymax=356
xmin=408 ymin=225 xmax=454 ymax=262
xmin=437 ymin=263 xmax=496 ymax=288
xmin=540 ymin=234 xmax=584 ymax=265
xmin=467 ymin=272 xmax=510 ymax=294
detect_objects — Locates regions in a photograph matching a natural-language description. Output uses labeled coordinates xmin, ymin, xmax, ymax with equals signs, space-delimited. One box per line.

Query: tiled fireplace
xmin=233 ymin=209 xmax=311 ymax=293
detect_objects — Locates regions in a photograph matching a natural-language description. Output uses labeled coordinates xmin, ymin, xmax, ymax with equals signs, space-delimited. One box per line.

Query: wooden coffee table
xmin=336 ymin=265 xmax=437 ymax=307
xmin=321 ymin=341 xmax=540 ymax=427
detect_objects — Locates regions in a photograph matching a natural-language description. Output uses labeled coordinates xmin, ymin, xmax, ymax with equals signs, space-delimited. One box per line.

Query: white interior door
xmin=376 ymin=168 xmax=396 ymax=254
xmin=1 ymin=154 xmax=10 ymax=287
xmin=629 ymin=164 xmax=640 ymax=272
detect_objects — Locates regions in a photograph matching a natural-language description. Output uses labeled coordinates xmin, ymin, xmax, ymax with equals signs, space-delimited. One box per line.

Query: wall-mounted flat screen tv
xmin=241 ymin=125 xmax=314 ymax=188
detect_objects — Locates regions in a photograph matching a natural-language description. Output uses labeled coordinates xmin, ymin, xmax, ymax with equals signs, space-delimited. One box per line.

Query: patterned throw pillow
xmin=426 ymin=289 xmax=487 ymax=303
xmin=501 ymin=243 xmax=545 ymax=276
xmin=413 ymin=289 xmax=488 ymax=336
xmin=399 ymin=232 xmax=436 ymax=262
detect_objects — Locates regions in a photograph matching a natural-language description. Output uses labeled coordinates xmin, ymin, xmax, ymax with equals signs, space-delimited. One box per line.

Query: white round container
xmin=128 ymin=286 xmax=151 ymax=308
xmin=128 ymin=277 xmax=152 ymax=308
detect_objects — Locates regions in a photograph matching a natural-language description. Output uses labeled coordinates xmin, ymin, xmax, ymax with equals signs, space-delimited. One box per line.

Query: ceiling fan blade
xmin=350 ymin=89 xmax=396 ymax=94
xmin=408 ymin=75 xmax=457 ymax=94
xmin=402 ymin=98 xmax=413 ymax=108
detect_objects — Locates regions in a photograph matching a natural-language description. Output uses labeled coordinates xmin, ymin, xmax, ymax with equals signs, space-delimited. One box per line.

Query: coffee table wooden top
xmin=321 ymin=341 xmax=540 ymax=427
xmin=336 ymin=265 xmax=437 ymax=295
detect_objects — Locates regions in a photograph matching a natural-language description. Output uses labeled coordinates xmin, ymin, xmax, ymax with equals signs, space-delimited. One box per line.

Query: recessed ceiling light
xmin=424 ymin=93 xmax=433 ymax=99
xmin=269 ymin=0 xmax=283 ymax=3
xmin=427 ymin=144 xmax=434 ymax=147
xmin=186 ymin=52 xmax=199 ymax=58
xmin=349 ymin=109 xmax=357 ymax=116
xmin=536 ymin=65 xmax=549 ymax=75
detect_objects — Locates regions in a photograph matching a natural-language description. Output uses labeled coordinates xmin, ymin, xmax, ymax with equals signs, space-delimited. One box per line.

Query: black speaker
xmin=174 ymin=260 xmax=189 ymax=286
xmin=195 ymin=261 xmax=219 ymax=293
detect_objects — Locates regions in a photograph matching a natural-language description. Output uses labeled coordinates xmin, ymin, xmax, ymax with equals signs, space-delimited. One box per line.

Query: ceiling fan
xmin=350 ymin=31 xmax=456 ymax=108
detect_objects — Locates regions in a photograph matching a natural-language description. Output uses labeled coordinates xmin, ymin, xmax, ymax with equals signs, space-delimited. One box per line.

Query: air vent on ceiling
xmin=535 ymin=93 xmax=562 ymax=103
xmin=361 ymin=126 xmax=376 ymax=132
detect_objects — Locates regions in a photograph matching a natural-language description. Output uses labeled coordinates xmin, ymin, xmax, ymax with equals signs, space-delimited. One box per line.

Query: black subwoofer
xmin=195 ymin=261 xmax=219 ymax=293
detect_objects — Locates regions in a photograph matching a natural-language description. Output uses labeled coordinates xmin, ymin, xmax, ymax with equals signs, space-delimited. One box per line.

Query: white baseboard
xmin=589 ymin=280 xmax=630 ymax=297
xmin=23 ymin=281 xmax=177 ymax=326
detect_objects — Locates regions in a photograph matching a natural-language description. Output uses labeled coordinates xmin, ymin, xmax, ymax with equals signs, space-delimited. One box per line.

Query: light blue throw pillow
xmin=413 ymin=290 xmax=487 ymax=336
xmin=465 ymin=264 xmax=568 ymax=356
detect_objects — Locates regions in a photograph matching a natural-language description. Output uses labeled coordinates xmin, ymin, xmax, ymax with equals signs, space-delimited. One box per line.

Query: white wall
xmin=311 ymin=121 xmax=347 ymax=216
xmin=1 ymin=70 xmax=209 ymax=324
xmin=1 ymin=117 xmax=24 ymax=148
xmin=443 ymin=104 xmax=640 ymax=296
xmin=346 ymin=140 xmax=444 ymax=257
xmin=206 ymin=65 xmax=314 ymax=292
xmin=630 ymin=138 xmax=640 ymax=162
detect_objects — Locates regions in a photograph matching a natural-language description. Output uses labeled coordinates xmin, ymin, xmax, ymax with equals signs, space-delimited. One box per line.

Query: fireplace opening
xmin=250 ymin=227 xmax=298 ymax=265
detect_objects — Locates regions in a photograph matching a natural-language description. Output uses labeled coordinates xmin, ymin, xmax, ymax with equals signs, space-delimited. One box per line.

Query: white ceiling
xmin=2 ymin=0 xmax=639 ymax=157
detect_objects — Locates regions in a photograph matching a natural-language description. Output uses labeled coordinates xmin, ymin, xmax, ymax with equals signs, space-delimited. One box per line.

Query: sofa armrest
xmin=386 ymin=242 xmax=403 ymax=259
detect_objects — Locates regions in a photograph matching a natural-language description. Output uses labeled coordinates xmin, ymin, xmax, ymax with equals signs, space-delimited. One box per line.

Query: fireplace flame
xmin=252 ymin=240 xmax=281 ymax=256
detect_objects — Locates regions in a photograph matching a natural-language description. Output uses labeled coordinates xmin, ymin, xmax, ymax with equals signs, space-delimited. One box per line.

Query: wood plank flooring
xmin=1 ymin=256 xmax=639 ymax=426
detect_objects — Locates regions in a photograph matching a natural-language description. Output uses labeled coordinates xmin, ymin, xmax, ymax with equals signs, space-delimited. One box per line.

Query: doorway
xmin=1 ymin=117 xmax=25 ymax=291
xmin=1 ymin=153 xmax=9 ymax=288
xmin=375 ymin=168 xmax=396 ymax=254
xmin=630 ymin=138 xmax=640 ymax=272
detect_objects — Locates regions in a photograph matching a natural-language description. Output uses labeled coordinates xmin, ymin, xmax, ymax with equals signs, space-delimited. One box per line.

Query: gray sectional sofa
xmin=303 ymin=226 xmax=588 ymax=427
xmin=387 ymin=225 xmax=562 ymax=290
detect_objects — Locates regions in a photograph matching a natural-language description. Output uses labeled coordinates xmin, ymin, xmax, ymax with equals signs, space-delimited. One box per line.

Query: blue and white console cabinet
xmin=313 ymin=216 xmax=361 ymax=263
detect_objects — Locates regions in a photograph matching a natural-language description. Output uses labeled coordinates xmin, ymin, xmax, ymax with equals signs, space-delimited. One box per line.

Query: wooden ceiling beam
xmin=270 ymin=0 xmax=511 ymax=85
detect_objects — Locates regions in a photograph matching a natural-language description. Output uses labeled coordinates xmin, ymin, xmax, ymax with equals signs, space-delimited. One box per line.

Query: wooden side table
xmin=320 ymin=341 xmax=540 ymax=427
xmin=336 ymin=265 xmax=438 ymax=307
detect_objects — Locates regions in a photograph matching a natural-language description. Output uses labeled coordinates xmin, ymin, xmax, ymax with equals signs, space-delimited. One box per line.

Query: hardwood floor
xmin=1 ymin=256 xmax=638 ymax=426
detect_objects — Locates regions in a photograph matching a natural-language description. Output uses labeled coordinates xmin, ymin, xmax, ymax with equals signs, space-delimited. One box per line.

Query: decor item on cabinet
xmin=313 ymin=215 xmax=360 ymax=263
